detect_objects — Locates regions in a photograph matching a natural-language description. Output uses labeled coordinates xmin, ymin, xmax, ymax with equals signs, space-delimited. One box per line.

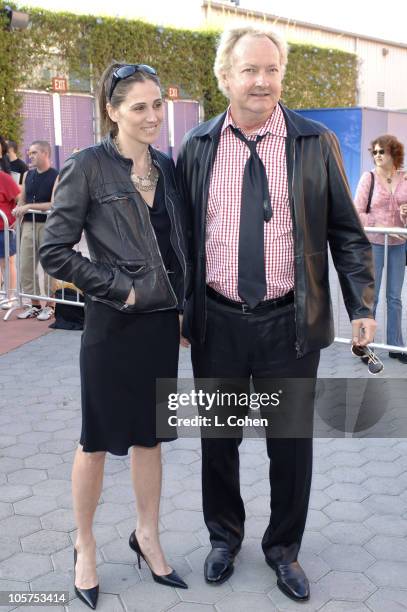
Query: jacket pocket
xmin=103 ymin=262 xmax=177 ymax=313
xmin=91 ymin=259 xmax=177 ymax=313
xmin=126 ymin=263 xmax=178 ymax=312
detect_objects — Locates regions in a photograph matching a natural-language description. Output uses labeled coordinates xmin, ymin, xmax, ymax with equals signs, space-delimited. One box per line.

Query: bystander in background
xmin=12 ymin=140 xmax=58 ymax=321
xmin=354 ymin=134 xmax=407 ymax=363
xmin=6 ymin=140 xmax=28 ymax=184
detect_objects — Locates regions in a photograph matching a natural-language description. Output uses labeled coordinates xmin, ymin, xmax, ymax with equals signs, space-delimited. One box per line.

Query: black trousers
xmin=191 ymin=294 xmax=320 ymax=564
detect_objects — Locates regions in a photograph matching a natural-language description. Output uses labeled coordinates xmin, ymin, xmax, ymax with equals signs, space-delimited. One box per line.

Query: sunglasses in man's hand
xmin=351 ymin=344 xmax=384 ymax=375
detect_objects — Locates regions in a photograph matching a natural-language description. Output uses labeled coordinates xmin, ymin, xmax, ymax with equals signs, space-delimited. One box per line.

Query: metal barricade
xmin=0 ymin=210 xmax=16 ymax=311
xmin=4 ymin=209 xmax=84 ymax=321
xmin=335 ymin=226 xmax=407 ymax=354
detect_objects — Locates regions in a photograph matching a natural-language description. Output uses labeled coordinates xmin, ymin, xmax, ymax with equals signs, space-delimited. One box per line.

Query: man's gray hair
xmin=214 ymin=25 xmax=288 ymax=97
xmin=31 ymin=140 xmax=51 ymax=157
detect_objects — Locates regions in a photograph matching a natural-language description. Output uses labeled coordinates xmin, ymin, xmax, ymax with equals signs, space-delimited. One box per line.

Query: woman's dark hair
xmin=0 ymin=135 xmax=11 ymax=173
xmin=97 ymin=62 xmax=162 ymax=136
xmin=370 ymin=134 xmax=404 ymax=170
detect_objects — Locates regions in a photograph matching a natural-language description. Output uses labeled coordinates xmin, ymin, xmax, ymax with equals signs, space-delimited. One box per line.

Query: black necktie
xmin=230 ymin=127 xmax=272 ymax=309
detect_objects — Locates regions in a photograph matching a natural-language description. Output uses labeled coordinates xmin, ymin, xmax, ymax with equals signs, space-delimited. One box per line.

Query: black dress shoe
xmin=129 ymin=530 xmax=188 ymax=589
xmin=266 ymin=558 xmax=310 ymax=602
xmin=389 ymin=352 xmax=407 ymax=364
xmin=73 ymin=548 xmax=99 ymax=610
xmin=204 ymin=547 xmax=235 ymax=584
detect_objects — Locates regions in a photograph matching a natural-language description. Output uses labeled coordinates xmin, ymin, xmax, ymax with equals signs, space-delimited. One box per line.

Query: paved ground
xmin=0 ymin=316 xmax=52 ymax=356
xmin=1 ymin=321 xmax=407 ymax=612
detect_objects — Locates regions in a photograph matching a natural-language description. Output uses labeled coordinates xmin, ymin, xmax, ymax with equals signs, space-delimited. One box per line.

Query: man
xmin=6 ymin=140 xmax=28 ymax=184
xmin=176 ymin=26 xmax=376 ymax=603
xmin=12 ymin=140 xmax=58 ymax=320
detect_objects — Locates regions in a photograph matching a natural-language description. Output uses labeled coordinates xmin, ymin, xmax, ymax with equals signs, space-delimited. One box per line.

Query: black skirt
xmin=79 ymin=298 xmax=179 ymax=455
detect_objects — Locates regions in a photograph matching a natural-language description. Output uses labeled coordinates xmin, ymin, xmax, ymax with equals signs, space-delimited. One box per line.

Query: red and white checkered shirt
xmin=206 ymin=103 xmax=294 ymax=302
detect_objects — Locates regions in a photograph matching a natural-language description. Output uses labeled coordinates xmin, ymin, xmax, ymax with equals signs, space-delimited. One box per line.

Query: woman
xmin=354 ymin=134 xmax=407 ymax=363
xmin=0 ymin=136 xmax=20 ymax=309
xmin=40 ymin=63 xmax=190 ymax=609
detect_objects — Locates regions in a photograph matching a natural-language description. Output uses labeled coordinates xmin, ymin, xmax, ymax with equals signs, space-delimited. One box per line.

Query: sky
xmin=16 ymin=0 xmax=407 ymax=45
xmin=247 ymin=0 xmax=407 ymax=44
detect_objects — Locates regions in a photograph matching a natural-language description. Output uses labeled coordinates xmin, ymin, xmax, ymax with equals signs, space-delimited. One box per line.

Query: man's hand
xmin=351 ymin=318 xmax=377 ymax=346
xmin=12 ymin=204 xmax=29 ymax=220
xmin=179 ymin=314 xmax=190 ymax=348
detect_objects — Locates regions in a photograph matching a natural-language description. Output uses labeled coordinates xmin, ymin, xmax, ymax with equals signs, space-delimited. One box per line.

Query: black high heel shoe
xmin=129 ymin=530 xmax=188 ymax=589
xmin=73 ymin=548 xmax=99 ymax=609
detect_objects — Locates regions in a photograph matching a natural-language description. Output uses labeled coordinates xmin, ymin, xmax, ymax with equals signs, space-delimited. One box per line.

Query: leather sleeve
xmin=322 ymin=131 xmax=375 ymax=320
xmin=39 ymin=155 xmax=132 ymax=302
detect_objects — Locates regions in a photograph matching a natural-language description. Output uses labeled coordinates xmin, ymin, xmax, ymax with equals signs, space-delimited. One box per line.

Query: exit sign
xmin=52 ymin=77 xmax=67 ymax=93
xmin=167 ymin=86 xmax=179 ymax=99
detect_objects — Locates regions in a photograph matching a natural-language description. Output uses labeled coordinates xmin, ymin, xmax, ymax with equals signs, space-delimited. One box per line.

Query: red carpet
xmin=0 ymin=314 xmax=54 ymax=356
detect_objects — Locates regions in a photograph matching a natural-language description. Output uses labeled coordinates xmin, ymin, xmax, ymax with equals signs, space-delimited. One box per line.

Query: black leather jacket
xmin=176 ymin=104 xmax=375 ymax=357
xmin=40 ymin=134 xmax=189 ymax=313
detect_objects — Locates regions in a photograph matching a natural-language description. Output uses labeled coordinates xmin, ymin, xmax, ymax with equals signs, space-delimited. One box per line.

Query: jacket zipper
xmin=290 ymin=139 xmax=302 ymax=357
xmin=109 ymin=196 xmax=128 ymax=202
xmin=138 ymin=169 xmax=178 ymax=308
xmin=153 ymin=158 xmax=187 ymax=305
xmin=166 ymin=193 xmax=187 ymax=305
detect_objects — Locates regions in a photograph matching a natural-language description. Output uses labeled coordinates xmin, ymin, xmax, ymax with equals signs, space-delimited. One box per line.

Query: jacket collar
xmin=102 ymin=132 xmax=133 ymax=167
xmin=280 ymin=104 xmax=327 ymax=137
xmin=194 ymin=103 xmax=326 ymax=140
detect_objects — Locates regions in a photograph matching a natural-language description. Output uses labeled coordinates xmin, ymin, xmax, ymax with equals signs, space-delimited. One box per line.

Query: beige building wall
xmin=354 ymin=38 xmax=407 ymax=110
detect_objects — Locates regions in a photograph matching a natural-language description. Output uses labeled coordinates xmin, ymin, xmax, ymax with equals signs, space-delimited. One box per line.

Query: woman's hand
xmin=400 ymin=203 xmax=407 ymax=225
xmin=179 ymin=314 xmax=190 ymax=348
xmin=125 ymin=287 xmax=136 ymax=305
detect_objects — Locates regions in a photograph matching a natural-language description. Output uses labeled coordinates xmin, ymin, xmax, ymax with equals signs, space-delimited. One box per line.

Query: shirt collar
xmin=222 ymin=103 xmax=287 ymax=139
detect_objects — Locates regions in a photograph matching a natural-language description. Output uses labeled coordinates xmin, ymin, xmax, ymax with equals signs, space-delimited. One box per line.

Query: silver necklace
xmin=114 ymin=137 xmax=158 ymax=192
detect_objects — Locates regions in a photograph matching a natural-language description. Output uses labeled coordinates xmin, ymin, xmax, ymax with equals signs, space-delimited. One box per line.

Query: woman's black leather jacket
xmin=40 ymin=134 xmax=190 ymax=313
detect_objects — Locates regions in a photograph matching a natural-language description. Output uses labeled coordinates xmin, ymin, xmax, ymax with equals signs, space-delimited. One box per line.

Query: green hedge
xmin=0 ymin=1 xmax=358 ymax=142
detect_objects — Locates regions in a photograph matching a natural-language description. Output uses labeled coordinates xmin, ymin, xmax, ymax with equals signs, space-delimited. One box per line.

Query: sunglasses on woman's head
xmin=372 ymin=148 xmax=386 ymax=156
xmin=108 ymin=64 xmax=157 ymax=101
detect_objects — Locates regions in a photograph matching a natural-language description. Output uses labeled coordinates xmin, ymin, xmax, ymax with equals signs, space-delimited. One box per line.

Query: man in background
xmin=12 ymin=140 xmax=58 ymax=320
xmin=6 ymin=140 xmax=28 ymax=184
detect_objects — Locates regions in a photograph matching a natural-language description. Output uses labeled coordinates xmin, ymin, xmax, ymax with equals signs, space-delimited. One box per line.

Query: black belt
xmin=206 ymin=286 xmax=294 ymax=314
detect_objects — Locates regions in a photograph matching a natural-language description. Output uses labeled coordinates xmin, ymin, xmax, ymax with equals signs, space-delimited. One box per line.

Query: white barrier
xmin=335 ymin=226 xmax=407 ymax=354
xmin=3 ymin=209 xmax=84 ymax=321
xmin=0 ymin=210 xmax=17 ymax=312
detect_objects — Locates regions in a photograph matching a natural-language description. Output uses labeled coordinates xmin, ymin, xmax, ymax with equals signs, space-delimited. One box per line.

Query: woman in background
xmin=354 ymin=134 xmax=407 ymax=363
xmin=0 ymin=135 xmax=20 ymax=309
